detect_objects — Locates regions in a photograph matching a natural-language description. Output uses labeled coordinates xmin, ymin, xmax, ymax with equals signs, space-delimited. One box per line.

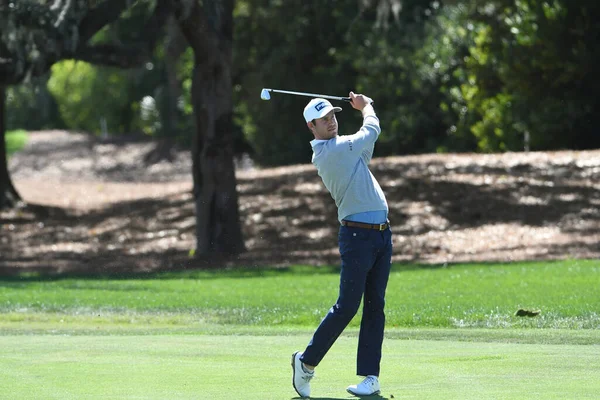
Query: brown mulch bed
xmin=1 ymin=130 xmax=599 ymax=276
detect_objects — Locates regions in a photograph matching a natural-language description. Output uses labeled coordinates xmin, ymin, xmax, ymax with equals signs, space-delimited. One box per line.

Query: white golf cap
xmin=303 ymin=98 xmax=342 ymax=123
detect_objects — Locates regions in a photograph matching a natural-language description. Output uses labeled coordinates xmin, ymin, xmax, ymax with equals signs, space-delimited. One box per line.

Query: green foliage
xmin=345 ymin=0 xmax=452 ymax=156
xmin=47 ymin=60 xmax=133 ymax=134
xmin=233 ymin=0 xmax=599 ymax=157
xmin=44 ymin=56 xmax=187 ymax=140
xmin=442 ymin=0 xmax=600 ymax=152
xmin=9 ymin=0 xmax=191 ymax=141
xmin=233 ymin=0 xmax=359 ymax=165
xmin=7 ymin=0 xmax=600 ymax=160
xmin=234 ymin=0 xmax=446 ymax=165
xmin=5 ymin=130 xmax=28 ymax=155
xmin=5 ymin=78 xmax=64 ymax=131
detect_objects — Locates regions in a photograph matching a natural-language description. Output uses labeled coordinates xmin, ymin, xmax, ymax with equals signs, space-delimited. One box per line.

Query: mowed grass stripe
xmin=0 ymin=335 xmax=599 ymax=400
xmin=1 ymin=260 xmax=598 ymax=329
xmin=1 ymin=318 xmax=600 ymax=344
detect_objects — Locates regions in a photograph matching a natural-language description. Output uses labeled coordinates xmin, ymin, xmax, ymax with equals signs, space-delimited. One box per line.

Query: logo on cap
xmin=314 ymin=102 xmax=326 ymax=112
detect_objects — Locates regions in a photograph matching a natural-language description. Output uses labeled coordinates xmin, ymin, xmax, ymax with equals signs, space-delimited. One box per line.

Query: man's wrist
xmin=361 ymin=104 xmax=375 ymax=117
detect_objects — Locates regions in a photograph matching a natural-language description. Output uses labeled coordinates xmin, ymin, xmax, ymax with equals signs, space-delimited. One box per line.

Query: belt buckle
xmin=378 ymin=223 xmax=386 ymax=231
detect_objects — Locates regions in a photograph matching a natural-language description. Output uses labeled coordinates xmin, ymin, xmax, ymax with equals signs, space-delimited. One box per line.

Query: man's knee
xmin=331 ymin=300 xmax=361 ymax=322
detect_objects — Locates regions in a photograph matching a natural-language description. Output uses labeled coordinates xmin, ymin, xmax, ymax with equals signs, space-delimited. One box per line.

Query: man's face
xmin=308 ymin=110 xmax=338 ymax=140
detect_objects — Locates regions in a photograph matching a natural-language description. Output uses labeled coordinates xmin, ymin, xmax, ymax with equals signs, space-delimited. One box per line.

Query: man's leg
xmin=300 ymin=227 xmax=375 ymax=368
xmin=356 ymin=228 xmax=392 ymax=377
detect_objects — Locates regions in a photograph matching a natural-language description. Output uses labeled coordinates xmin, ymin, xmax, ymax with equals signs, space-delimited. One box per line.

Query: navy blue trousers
xmin=300 ymin=224 xmax=393 ymax=377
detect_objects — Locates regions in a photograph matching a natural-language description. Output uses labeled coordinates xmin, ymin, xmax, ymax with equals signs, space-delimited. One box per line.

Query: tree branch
xmin=139 ymin=0 xmax=172 ymax=46
xmin=78 ymin=0 xmax=130 ymax=43
xmin=73 ymin=43 xmax=146 ymax=67
xmin=174 ymin=0 xmax=233 ymax=55
xmin=0 ymin=0 xmax=172 ymax=85
xmin=73 ymin=0 xmax=172 ymax=69
xmin=54 ymin=0 xmax=73 ymax=29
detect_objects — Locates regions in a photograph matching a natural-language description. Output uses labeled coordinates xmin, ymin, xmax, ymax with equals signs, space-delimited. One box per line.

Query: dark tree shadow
xmin=2 ymin=150 xmax=599 ymax=277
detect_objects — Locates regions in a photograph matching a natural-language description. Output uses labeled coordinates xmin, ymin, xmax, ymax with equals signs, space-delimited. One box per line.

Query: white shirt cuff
xmin=361 ymin=104 xmax=376 ymax=118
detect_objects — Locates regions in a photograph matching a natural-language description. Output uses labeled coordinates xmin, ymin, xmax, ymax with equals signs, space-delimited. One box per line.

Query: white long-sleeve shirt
xmin=310 ymin=105 xmax=388 ymax=223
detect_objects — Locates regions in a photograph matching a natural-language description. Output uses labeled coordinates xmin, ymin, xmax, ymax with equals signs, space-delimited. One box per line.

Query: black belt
xmin=341 ymin=220 xmax=389 ymax=231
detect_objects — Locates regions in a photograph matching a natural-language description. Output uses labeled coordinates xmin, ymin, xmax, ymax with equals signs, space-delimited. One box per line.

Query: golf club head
xmin=260 ymin=89 xmax=271 ymax=101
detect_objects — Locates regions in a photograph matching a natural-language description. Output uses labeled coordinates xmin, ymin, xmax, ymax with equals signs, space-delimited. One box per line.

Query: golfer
xmin=292 ymin=92 xmax=393 ymax=398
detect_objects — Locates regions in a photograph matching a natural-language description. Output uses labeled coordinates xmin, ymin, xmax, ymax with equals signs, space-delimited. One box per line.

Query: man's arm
xmin=344 ymin=92 xmax=381 ymax=151
xmin=323 ymin=92 xmax=380 ymax=158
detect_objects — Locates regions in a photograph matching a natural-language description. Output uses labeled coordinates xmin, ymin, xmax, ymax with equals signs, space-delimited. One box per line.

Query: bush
xmin=47 ymin=60 xmax=133 ymax=134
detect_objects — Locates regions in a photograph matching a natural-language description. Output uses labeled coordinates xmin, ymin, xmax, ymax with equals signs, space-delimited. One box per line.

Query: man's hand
xmin=349 ymin=91 xmax=373 ymax=111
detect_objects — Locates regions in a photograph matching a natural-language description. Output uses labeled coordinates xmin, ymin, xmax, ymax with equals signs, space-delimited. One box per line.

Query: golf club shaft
xmin=265 ymin=88 xmax=350 ymax=102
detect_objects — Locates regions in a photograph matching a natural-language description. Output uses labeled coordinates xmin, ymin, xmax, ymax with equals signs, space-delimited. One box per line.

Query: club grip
xmin=343 ymin=97 xmax=374 ymax=104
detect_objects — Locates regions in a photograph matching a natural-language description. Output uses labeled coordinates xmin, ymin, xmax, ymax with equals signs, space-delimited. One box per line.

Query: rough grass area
xmin=1 ymin=260 xmax=598 ymax=330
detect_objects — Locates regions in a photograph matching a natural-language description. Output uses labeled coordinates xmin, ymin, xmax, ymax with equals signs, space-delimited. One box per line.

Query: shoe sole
xmin=346 ymin=388 xmax=381 ymax=397
xmin=291 ymin=351 xmax=304 ymax=398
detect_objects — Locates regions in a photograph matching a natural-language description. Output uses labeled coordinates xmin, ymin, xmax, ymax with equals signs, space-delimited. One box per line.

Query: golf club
xmin=261 ymin=88 xmax=351 ymax=102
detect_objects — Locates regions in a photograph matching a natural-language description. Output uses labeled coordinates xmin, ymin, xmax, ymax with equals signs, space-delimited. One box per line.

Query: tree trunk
xmin=164 ymin=16 xmax=186 ymax=137
xmin=143 ymin=16 xmax=185 ymax=165
xmin=177 ymin=0 xmax=245 ymax=256
xmin=0 ymin=85 xmax=22 ymax=210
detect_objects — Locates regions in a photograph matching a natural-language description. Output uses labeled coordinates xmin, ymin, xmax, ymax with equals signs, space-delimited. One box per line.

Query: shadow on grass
xmin=291 ymin=396 xmax=390 ymax=400
xmin=0 ymin=259 xmax=579 ymax=284
xmin=0 ymin=263 xmax=343 ymax=282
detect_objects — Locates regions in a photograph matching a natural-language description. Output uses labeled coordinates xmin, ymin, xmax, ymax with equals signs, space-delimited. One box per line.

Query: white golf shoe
xmin=291 ymin=351 xmax=314 ymax=398
xmin=346 ymin=375 xmax=381 ymax=396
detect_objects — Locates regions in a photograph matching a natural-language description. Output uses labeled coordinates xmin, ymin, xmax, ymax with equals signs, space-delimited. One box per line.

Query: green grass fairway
xmin=1 ymin=260 xmax=598 ymax=398
xmin=1 ymin=334 xmax=599 ymax=400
